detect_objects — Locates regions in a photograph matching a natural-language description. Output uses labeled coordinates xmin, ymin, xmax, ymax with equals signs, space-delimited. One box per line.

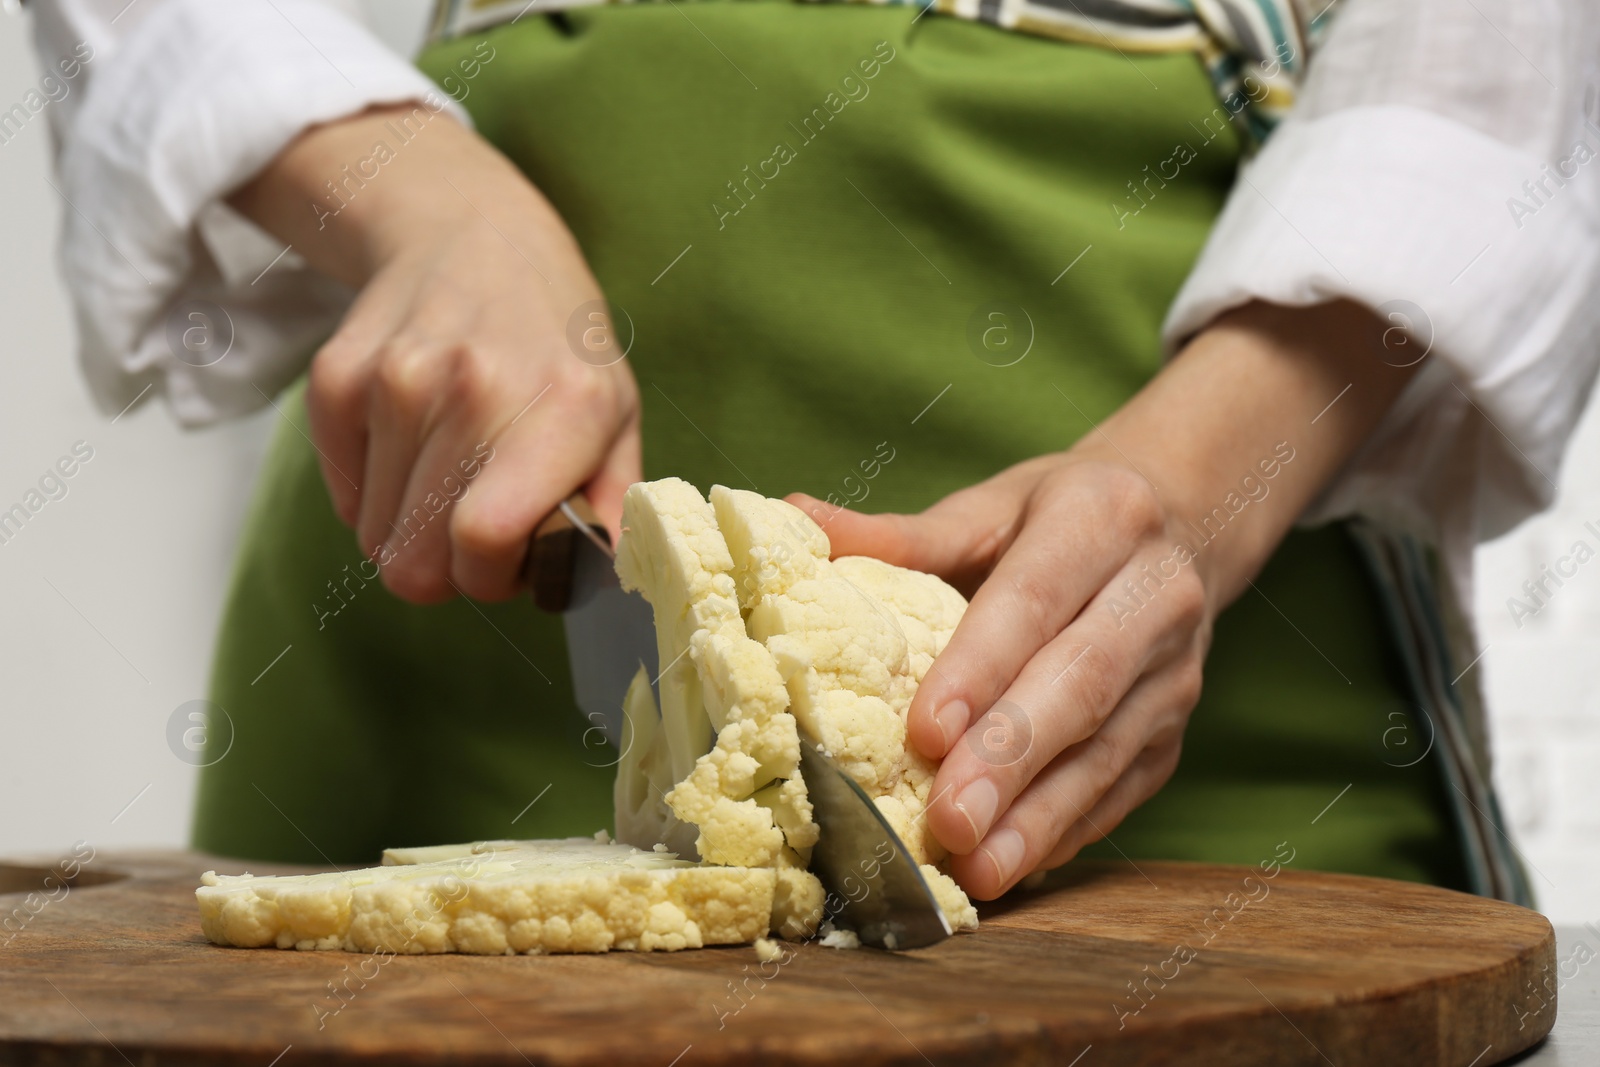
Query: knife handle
xmin=524 ymin=493 xmax=609 ymax=613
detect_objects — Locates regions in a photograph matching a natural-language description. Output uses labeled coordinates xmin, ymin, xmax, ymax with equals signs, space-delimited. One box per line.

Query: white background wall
xmin=1475 ymin=413 xmax=1600 ymax=923
xmin=0 ymin=2 xmax=422 ymax=863
xmin=0 ymin=11 xmax=273 ymax=869
xmin=1 ymin=4 xmax=1595 ymax=923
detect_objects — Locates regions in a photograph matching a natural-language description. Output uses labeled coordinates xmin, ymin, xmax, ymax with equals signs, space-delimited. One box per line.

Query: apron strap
xmin=1348 ymin=517 xmax=1535 ymax=906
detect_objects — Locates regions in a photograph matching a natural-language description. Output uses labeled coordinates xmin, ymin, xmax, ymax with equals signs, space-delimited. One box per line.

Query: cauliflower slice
xmin=612 ymin=479 xmax=818 ymax=871
xmin=614 ymin=666 xmax=694 ymax=859
xmin=614 ymin=478 xmax=743 ymax=792
xmin=197 ymin=838 xmax=774 ymax=954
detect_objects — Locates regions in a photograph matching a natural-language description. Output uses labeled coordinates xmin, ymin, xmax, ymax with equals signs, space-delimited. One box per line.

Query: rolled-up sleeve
xmin=32 ymin=0 xmax=462 ymax=426
xmin=1163 ymin=0 xmax=1600 ymax=591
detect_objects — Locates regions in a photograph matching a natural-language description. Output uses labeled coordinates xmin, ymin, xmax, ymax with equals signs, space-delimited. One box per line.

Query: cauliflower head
xmin=614 ymin=480 xmax=977 ymax=932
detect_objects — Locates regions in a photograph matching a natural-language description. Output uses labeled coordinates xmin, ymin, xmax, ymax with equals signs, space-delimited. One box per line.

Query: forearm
xmin=220 ymin=103 xmax=638 ymax=600
xmin=226 ymin=103 xmax=577 ymax=289
xmin=1078 ymin=299 xmax=1421 ymax=613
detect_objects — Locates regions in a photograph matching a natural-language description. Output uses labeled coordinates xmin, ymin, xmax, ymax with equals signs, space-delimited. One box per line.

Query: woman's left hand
xmin=791 ymin=298 xmax=1424 ymax=901
xmin=794 ymin=448 xmax=1211 ymax=901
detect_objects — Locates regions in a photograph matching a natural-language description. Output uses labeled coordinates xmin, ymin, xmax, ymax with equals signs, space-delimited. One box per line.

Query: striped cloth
xmin=1348 ymin=520 xmax=1533 ymax=906
xmin=426 ymin=0 xmax=1337 ymax=142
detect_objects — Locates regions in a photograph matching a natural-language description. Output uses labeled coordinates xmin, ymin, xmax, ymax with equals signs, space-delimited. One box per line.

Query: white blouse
xmin=27 ymin=0 xmax=1600 ymax=615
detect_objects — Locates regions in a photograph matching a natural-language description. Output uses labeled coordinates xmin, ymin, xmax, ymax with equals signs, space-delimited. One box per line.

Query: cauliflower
xmin=616 ymin=481 xmax=977 ymax=933
xmin=196 ymin=838 xmax=774 ymax=954
xmin=197 ymin=479 xmax=979 ymax=957
xmin=610 ymin=479 xmax=815 ymax=873
xmin=818 ymin=924 xmax=862 ymax=950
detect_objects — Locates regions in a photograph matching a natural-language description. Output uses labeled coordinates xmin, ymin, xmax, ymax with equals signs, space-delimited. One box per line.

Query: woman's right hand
xmin=230 ymin=103 xmax=640 ymax=604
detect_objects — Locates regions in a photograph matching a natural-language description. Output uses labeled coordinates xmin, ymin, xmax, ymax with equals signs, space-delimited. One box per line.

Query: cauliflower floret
xmin=770 ymin=867 xmax=826 ymax=940
xmin=818 ymin=924 xmax=862 ymax=950
xmin=691 ymin=629 xmax=790 ymax=732
xmin=711 ymin=485 xmax=831 ymax=611
xmin=753 ymin=774 xmax=819 ymax=853
xmin=615 ymin=477 xmax=738 ymax=612
xmin=787 ymin=672 xmax=906 ymax=793
xmin=922 ymin=864 xmax=981 ymax=932
xmin=748 ymin=577 xmax=910 ymax=704
xmin=830 ymin=554 xmax=966 ymax=650
xmin=666 ymin=732 xmax=787 ymax=868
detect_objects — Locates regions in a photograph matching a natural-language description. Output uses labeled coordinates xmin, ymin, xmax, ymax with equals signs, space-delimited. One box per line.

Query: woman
xmin=30 ymin=0 xmax=1600 ymax=902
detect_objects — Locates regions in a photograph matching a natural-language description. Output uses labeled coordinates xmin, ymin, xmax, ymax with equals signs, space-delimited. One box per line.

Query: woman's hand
xmin=796 ymin=299 xmax=1422 ymax=900
xmin=230 ymin=104 xmax=639 ymax=603
xmin=798 ymin=452 xmax=1209 ymax=902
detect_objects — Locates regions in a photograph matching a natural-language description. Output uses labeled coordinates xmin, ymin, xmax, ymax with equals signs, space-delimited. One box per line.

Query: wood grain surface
xmin=0 ymin=850 xmax=1556 ymax=1066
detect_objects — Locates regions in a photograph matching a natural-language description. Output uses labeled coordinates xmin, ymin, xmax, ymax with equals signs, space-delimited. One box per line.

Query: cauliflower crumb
xmin=753 ymin=937 xmax=784 ymax=963
xmin=818 ymin=924 xmax=862 ymax=950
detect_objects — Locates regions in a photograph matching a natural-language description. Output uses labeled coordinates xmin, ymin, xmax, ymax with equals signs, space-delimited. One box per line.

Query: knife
xmin=797 ymin=740 xmax=953 ymax=950
xmin=527 ymin=494 xmax=952 ymax=950
xmin=527 ymin=495 xmax=656 ymax=749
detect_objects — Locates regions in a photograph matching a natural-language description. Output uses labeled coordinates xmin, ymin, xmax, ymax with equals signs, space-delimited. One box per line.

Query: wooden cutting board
xmin=0 ymin=850 xmax=1555 ymax=1066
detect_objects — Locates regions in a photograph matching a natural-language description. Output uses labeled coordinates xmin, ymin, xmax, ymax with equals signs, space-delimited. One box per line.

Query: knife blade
xmin=527 ymin=497 xmax=656 ymax=748
xmin=798 ymin=739 xmax=953 ymax=950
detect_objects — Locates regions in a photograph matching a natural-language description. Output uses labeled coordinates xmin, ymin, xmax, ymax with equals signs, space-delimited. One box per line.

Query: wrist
xmin=230 ymin=103 xmax=562 ymax=287
xmin=1082 ymin=299 xmax=1420 ymax=610
xmin=305 ymin=106 xmax=510 ymax=281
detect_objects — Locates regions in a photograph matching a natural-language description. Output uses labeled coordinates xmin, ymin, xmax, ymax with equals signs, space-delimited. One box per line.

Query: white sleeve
xmin=1162 ymin=0 xmax=1600 ymax=600
xmin=31 ymin=0 xmax=464 ymax=426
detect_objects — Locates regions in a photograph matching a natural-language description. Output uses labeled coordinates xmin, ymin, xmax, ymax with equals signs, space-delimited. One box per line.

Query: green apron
xmin=193 ymin=1 xmax=1469 ymax=891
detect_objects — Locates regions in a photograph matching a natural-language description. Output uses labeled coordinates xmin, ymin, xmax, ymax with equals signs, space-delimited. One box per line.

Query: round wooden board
xmin=0 ymin=851 xmax=1555 ymax=1066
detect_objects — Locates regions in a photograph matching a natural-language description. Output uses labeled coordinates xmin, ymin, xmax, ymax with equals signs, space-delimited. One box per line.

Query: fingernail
xmin=933 ymin=700 xmax=969 ymax=755
xmin=953 ymin=777 xmax=999 ymax=843
xmin=979 ymin=828 xmax=1026 ymax=888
